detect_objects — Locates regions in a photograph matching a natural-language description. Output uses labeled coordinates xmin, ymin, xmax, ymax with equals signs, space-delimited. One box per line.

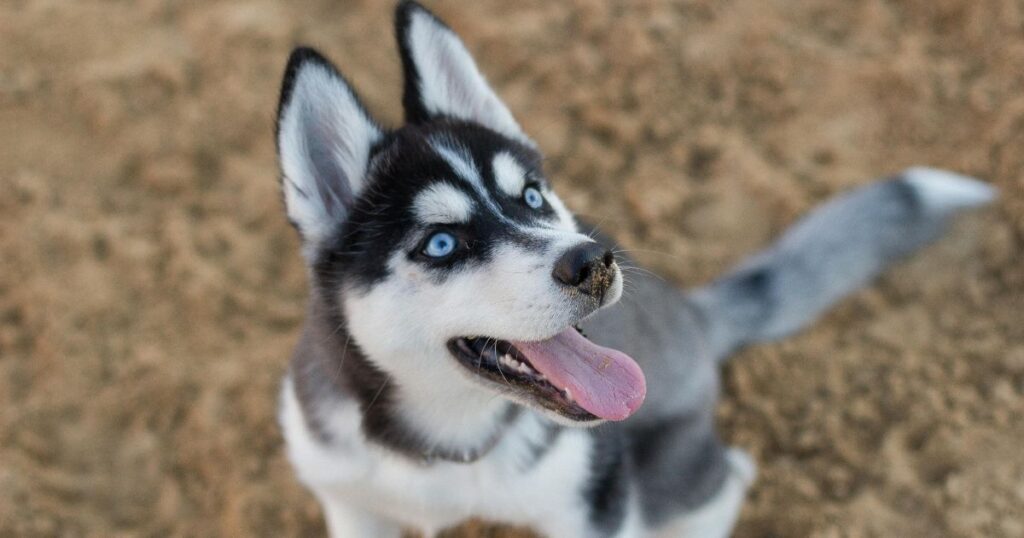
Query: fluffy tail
xmin=688 ymin=167 xmax=996 ymax=360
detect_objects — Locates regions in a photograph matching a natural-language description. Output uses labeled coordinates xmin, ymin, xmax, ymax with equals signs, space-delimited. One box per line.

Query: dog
xmin=274 ymin=2 xmax=996 ymax=536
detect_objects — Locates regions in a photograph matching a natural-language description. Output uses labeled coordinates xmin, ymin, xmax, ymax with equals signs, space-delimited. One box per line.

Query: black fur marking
xmin=583 ymin=427 xmax=630 ymax=536
xmin=733 ymin=267 xmax=773 ymax=316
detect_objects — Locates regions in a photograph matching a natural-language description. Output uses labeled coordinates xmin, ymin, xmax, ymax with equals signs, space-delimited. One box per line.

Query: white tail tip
xmin=901 ymin=167 xmax=998 ymax=213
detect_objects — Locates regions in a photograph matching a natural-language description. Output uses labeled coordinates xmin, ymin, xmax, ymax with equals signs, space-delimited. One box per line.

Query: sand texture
xmin=1 ymin=0 xmax=1022 ymax=536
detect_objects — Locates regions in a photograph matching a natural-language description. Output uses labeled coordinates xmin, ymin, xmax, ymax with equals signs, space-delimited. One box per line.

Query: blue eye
xmin=523 ymin=186 xmax=544 ymax=209
xmin=423 ymin=231 xmax=458 ymax=258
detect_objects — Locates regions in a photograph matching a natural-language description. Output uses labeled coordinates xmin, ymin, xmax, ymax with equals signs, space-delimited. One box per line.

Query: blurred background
xmin=1 ymin=0 xmax=1022 ymax=536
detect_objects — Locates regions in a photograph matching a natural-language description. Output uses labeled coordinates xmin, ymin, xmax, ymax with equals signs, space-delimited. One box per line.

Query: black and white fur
xmin=275 ymin=3 xmax=996 ymax=536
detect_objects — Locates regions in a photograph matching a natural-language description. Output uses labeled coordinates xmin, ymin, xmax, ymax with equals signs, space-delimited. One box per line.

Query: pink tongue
xmin=511 ymin=328 xmax=646 ymax=421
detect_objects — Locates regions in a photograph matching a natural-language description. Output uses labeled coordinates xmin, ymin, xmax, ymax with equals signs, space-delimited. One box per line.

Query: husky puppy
xmin=275 ymin=2 xmax=995 ymax=536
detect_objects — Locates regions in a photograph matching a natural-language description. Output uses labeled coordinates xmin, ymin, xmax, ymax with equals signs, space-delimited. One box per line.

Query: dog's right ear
xmin=394 ymin=1 xmax=530 ymax=145
xmin=276 ymin=47 xmax=383 ymax=257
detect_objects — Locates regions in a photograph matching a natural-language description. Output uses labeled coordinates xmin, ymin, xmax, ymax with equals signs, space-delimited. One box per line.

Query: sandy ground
xmin=2 ymin=0 xmax=1022 ymax=536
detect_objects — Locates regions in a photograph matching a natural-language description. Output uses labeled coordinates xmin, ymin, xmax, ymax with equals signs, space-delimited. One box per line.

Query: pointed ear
xmin=276 ymin=47 xmax=383 ymax=256
xmin=395 ymin=1 xmax=531 ymax=144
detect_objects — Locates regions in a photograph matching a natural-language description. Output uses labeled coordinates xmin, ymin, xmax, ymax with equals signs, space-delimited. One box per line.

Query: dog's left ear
xmin=276 ymin=47 xmax=383 ymax=258
xmin=395 ymin=1 xmax=531 ymax=144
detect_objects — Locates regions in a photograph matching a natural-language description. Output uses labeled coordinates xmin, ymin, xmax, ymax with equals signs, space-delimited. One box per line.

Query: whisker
xmin=493 ymin=340 xmax=514 ymax=388
xmin=614 ymin=247 xmax=688 ymax=262
xmin=364 ymin=378 xmax=389 ymax=414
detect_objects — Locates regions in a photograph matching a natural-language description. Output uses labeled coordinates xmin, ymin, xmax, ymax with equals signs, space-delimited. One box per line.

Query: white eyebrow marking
xmin=429 ymin=136 xmax=524 ymax=229
xmin=492 ymin=152 xmax=527 ymax=196
xmin=431 ymin=138 xmax=481 ymax=187
xmin=414 ymin=183 xmax=475 ymax=224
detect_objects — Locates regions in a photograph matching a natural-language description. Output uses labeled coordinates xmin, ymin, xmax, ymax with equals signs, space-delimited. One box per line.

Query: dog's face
xmin=276 ymin=3 xmax=645 ymax=426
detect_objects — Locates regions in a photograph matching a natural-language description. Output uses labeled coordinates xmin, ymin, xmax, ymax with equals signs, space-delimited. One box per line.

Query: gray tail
xmin=688 ymin=167 xmax=996 ymax=360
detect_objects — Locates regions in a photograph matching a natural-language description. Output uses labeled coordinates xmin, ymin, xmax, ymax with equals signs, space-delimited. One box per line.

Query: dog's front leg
xmin=312 ymin=488 xmax=402 ymax=538
xmin=652 ymin=448 xmax=756 ymax=538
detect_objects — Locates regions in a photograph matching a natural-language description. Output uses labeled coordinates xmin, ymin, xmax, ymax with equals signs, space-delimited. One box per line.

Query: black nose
xmin=552 ymin=242 xmax=616 ymax=296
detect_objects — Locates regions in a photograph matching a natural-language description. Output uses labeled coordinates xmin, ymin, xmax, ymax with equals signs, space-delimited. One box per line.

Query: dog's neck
xmin=292 ymin=296 xmax=521 ymax=464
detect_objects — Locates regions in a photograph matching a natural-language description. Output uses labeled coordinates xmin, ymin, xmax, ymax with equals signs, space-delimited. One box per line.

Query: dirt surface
xmin=2 ymin=0 xmax=1022 ymax=536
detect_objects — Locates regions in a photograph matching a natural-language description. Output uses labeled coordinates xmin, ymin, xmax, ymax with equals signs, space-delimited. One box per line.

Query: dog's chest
xmin=281 ymin=378 xmax=597 ymax=533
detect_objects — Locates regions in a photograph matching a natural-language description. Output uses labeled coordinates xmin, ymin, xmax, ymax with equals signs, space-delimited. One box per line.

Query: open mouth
xmin=446 ymin=327 xmax=646 ymax=422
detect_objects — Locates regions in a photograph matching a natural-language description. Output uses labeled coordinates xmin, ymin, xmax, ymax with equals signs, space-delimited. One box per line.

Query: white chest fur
xmin=279 ymin=377 xmax=636 ymax=537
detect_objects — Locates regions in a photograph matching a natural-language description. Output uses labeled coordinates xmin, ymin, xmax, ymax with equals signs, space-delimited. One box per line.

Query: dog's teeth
xmin=495 ymin=352 xmax=540 ymax=376
xmin=563 ymin=388 xmax=573 ymax=401
xmin=499 ymin=354 xmax=518 ymax=369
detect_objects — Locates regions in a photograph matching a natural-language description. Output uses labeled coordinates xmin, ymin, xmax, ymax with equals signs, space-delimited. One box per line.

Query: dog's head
xmin=276 ymin=2 xmax=645 ymax=427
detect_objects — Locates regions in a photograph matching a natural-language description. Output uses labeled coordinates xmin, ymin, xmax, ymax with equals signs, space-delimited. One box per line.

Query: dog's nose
xmin=552 ymin=242 xmax=615 ymax=296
